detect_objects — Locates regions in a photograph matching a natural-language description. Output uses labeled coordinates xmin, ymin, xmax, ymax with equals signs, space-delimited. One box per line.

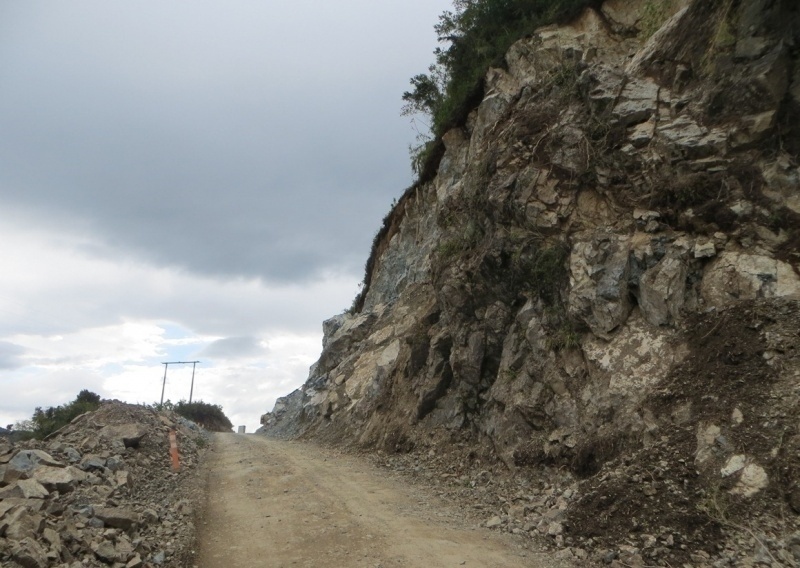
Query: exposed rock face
xmin=261 ymin=0 xmax=800 ymax=563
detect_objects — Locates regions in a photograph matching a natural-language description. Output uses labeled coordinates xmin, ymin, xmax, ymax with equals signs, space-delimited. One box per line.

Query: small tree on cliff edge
xmin=403 ymin=0 xmax=594 ymax=141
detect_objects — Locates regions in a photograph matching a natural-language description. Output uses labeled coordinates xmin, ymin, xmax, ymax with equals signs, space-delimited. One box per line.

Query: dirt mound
xmin=0 ymin=401 xmax=208 ymax=567
xmin=568 ymin=299 xmax=800 ymax=566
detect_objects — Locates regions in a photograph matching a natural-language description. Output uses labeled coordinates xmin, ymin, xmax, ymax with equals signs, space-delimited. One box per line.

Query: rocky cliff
xmin=261 ymin=0 xmax=800 ymax=564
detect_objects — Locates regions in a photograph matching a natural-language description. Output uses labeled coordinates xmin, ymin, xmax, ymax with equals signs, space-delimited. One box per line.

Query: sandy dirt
xmin=196 ymin=433 xmax=572 ymax=568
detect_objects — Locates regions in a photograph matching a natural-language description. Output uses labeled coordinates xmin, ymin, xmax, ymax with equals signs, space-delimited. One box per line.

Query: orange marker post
xmin=169 ymin=429 xmax=181 ymax=472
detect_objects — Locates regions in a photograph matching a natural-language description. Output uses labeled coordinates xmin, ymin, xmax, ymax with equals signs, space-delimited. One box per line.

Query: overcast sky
xmin=0 ymin=0 xmax=451 ymax=431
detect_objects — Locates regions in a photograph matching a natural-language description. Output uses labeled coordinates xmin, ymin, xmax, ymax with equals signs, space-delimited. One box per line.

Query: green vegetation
xmin=403 ymin=0 xmax=594 ymax=178
xmin=512 ymin=243 xmax=569 ymax=304
xmin=157 ymin=399 xmax=233 ymax=432
xmin=29 ymin=389 xmax=102 ymax=439
xmin=639 ymin=0 xmax=682 ymax=38
xmin=701 ymin=0 xmax=737 ymax=73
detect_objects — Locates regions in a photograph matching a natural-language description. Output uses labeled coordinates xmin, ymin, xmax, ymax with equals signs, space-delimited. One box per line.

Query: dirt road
xmin=196 ymin=433 xmax=572 ymax=568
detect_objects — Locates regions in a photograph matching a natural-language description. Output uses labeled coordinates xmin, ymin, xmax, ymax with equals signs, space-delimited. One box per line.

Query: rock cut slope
xmin=261 ymin=0 xmax=800 ymax=564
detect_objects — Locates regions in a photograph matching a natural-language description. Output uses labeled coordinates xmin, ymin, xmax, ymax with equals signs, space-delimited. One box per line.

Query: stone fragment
xmin=547 ymin=521 xmax=564 ymax=536
xmin=106 ymin=455 xmax=124 ymax=472
xmin=638 ymin=253 xmax=687 ymax=326
xmin=17 ymin=479 xmax=50 ymax=499
xmin=32 ymin=465 xmax=85 ymax=493
xmin=99 ymin=424 xmax=148 ymax=448
xmin=94 ymin=540 xmax=118 ymax=563
xmin=115 ymin=470 xmax=132 ymax=489
xmin=731 ymin=463 xmax=769 ymax=497
xmin=656 ymin=115 xmax=727 ymax=158
xmin=613 ymin=78 xmax=659 ymax=127
xmin=628 ymin=119 xmax=656 ymax=147
xmin=4 ymin=450 xmax=64 ymax=483
xmin=142 ymin=508 xmax=159 ymax=525
xmin=93 ymin=507 xmax=139 ymax=531
xmin=696 ymin=424 xmax=722 ymax=465
xmin=569 ymin=235 xmax=633 ymax=337
xmin=720 ymin=455 xmax=746 ymax=477
xmin=580 ymin=64 xmax=625 ymax=115
xmin=4 ymin=507 xmax=45 ymax=541
xmin=633 ymin=209 xmax=660 ymax=223
xmin=116 ymin=537 xmax=135 ymax=562
xmin=601 ymin=0 xmax=646 ymax=29
xmin=63 ymin=447 xmax=82 ymax=463
xmin=42 ymin=526 xmax=61 ymax=552
xmin=730 ymin=111 xmax=776 ymax=149
xmin=9 ymin=537 xmax=48 ymax=568
xmin=693 ymin=241 xmax=716 ymax=258
xmin=485 ymin=516 xmax=502 ymax=528
xmin=80 ymin=454 xmax=107 ymax=471
xmin=0 ymin=483 xmax=25 ymax=500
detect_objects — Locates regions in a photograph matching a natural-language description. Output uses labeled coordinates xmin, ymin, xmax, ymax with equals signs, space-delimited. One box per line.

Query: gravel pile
xmin=0 ymin=401 xmax=208 ymax=568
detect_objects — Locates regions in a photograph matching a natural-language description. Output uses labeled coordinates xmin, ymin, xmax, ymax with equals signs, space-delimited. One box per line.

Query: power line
xmin=160 ymin=361 xmax=201 ymax=406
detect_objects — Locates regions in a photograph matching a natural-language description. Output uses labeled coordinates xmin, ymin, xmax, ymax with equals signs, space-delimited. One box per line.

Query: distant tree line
xmin=9 ymin=390 xmax=234 ymax=440
xmin=25 ymin=389 xmax=102 ymax=439
xmin=154 ymin=399 xmax=233 ymax=432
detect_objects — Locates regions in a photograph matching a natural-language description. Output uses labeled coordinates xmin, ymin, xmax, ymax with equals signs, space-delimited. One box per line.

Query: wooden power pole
xmin=160 ymin=361 xmax=201 ymax=406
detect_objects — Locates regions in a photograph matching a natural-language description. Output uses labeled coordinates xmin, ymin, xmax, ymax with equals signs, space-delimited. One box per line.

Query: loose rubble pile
xmin=0 ymin=401 xmax=208 ymax=568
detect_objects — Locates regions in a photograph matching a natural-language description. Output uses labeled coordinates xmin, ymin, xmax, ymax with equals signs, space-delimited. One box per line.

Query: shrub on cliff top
xmin=403 ymin=0 xmax=595 ymax=161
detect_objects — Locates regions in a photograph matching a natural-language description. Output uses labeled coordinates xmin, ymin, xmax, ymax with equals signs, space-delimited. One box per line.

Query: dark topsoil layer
xmin=568 ymin=299 xmax=800 ymax=565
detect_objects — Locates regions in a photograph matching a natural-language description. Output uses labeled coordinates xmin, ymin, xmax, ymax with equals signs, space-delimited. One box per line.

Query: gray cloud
xmin=0 ymin=0 xmax=453 ymax=431
xmin=0 ymin=0 xmax=451 ymax=283
xmin=0 ymin=342 xmax=25 ymax=370
xmin=199 ymin=337 xmax=268 ymax=361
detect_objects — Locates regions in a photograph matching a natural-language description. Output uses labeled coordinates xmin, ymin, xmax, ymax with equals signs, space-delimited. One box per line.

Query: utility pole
xmin=160 ymin=361 xmax=201 ymax=406
xmin=189 ymin=361 xmax=197 ymax=403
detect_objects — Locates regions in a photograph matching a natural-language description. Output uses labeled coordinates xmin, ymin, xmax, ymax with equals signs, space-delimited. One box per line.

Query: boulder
xmin=9 ymin=537 xmax=48 ymax=568
xmin=93 ymin=507 xmax=140 ymax=531
xmin=42 ymin=526 xmax=61 ymax=554
xmin=93 ymin=540 xmax=119 ymax=563
xmin=0 ymin=479 xmax=49 ymax=500
xmin=4 ymin=507 xmax=44 ymax=541
xmin=99 ymin=424 xmax=148 ymax=448
xmin=4 ymin=450 xmax=63 ymax=484
xmin=80 ymin=454 xmax=107 ymax=471
xmin=31 ymin=465 xmax=85 ymax=493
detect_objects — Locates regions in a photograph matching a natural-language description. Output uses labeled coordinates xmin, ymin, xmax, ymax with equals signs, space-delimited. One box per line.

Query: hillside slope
xmin=261 ymin=0 xmax=800 ymax=564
